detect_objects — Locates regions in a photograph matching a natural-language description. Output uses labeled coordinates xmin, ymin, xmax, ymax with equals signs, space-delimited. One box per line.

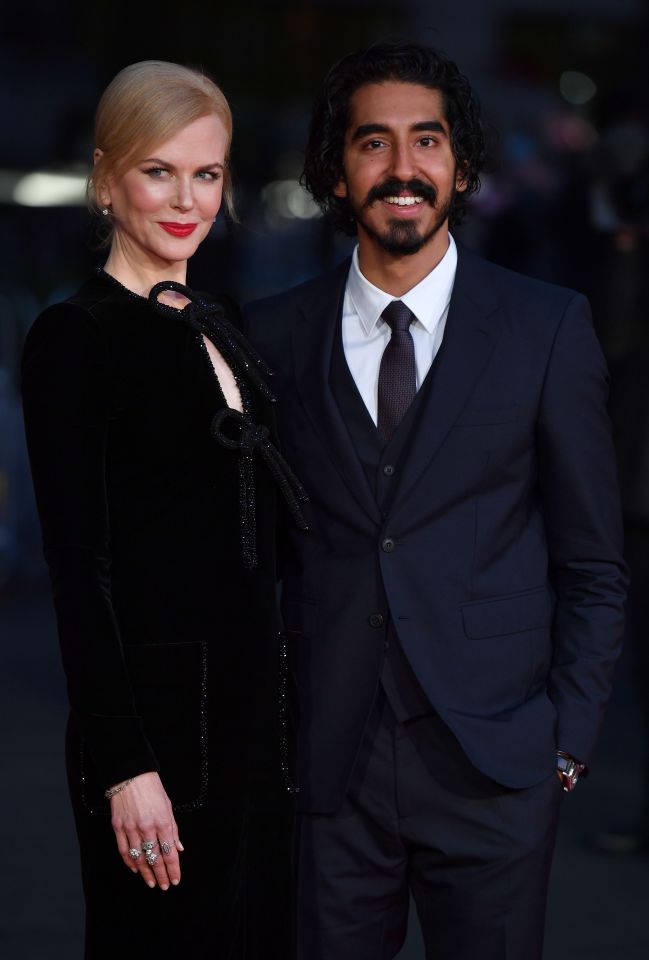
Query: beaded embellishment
xmin=278 ymin=631 xmax=300 ymax=794
xmin=149 ymin=280 xmax=309 ymax=569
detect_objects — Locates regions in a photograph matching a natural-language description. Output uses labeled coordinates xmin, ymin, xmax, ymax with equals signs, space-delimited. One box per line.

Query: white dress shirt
xmin=341 ymin=234 xmax=458 ymax=425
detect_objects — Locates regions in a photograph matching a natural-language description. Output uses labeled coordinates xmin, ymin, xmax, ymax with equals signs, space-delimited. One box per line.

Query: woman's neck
xmin=102 ymin=245 xmax=188 ymax=307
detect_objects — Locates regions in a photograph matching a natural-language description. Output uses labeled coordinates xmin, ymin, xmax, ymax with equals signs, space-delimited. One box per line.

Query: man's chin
xmin=371 ymin=220 xmax=440 ymax=256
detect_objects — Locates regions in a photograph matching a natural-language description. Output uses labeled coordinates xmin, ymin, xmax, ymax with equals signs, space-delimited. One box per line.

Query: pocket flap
xmin=461 ymin=586 xmax=551 ymax=639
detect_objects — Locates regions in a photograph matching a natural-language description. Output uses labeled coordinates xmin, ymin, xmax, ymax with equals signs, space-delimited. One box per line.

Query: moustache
xmin=364 ymin=178 xmax=438 ymax=207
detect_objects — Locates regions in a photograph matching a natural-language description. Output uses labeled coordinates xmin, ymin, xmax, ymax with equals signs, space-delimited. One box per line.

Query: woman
xmin=22 ymin=61 xmax=304 ymax=959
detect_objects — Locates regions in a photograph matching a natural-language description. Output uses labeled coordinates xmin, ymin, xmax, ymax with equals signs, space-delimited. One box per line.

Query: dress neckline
xmin=96 ymin=267 xmax=185 ymax=312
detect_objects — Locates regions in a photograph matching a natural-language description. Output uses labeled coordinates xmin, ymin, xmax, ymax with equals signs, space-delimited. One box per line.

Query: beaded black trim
xmin=278 ymin=631 xmax=300 ymax=795
xmin=149 ymin=280 xmax=275 ymax=400
xmin=149 ymin=280 xmax=309 ymax=569
xmin=211 ymin=408 xmax=309 ymax=568
xmin=173 ymin=640 xmax=209 ymax=812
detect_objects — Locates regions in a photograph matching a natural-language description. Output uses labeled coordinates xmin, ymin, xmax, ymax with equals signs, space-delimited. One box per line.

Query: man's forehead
xmin=346 ymin=81 xmax=449 ymax=131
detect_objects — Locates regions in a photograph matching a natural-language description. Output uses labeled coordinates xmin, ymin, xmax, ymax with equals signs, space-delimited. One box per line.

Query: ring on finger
xmin=145 ymin=851 xmax=159 ymax=867
xmin=160 ymin=840 xmax=174 ymax=856
xmin=128 ymin=847 xmax=141 ymax=860
xmin=142 ymin=839 xmax=157 ymax=853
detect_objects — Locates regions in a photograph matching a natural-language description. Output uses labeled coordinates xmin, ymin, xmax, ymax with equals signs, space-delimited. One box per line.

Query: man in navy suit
xmin=244 ymin=42 xmax=626 ymax=960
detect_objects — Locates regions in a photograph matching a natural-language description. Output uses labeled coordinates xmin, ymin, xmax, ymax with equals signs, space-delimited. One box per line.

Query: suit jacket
xmin=244 ymin=243 xmax=627 ymax=814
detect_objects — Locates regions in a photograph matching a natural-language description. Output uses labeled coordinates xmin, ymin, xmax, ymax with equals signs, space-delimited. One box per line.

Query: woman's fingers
xmin=109 ymin=773 xmax=182 ymax=889
xmin=171 ymin=812 xmax=184 ymax=854
xmin=158 ymin=832 xmax=181 ymax=886
xmin=152 ymin=816 xmax=181 ymax=888
xmin=114 ymin=825 xmax=138 ymax=874
xmin=125 ymin=827 xmax=157 ymax=888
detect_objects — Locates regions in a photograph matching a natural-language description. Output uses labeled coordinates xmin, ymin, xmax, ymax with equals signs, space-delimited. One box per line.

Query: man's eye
xmin=419 ymin=136 xmax=437 ymax=147
xmin=366 ymin=139 xmax=385 ymax=150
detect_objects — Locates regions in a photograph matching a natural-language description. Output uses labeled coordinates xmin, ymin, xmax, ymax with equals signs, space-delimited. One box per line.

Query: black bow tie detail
xmin=149 ymin=280 xmax=275 ymax=402
xmin=212 ymin=408 xmax=309 ymax=567
xmin=149 ymin=280 xmax=308 ymax=569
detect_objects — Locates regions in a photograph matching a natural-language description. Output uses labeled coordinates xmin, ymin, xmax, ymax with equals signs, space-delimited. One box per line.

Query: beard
xmin=350 ymin=177 xmax=454 ymax=256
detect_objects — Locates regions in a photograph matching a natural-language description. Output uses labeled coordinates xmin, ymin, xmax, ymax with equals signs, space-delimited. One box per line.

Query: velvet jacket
xmin=22 ymin=272 xmax=285 ymax=811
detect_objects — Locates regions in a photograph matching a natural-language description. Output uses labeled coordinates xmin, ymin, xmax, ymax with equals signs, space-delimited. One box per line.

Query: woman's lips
xmin=158 ymin=222 xmax=198 ymax=237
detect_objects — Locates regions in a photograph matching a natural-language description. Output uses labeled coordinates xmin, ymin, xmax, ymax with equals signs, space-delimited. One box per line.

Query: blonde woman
xmin=22 ymin=61 xmax=304 ymax=958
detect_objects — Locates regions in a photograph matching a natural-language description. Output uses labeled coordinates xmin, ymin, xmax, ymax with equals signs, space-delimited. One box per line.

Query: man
xmin=244 ymin=42 xmax=627 ymax=960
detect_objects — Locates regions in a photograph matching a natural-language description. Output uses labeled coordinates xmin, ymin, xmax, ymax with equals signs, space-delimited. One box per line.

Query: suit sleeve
xmin=537 ymin=293 xmax=627 ymax=766
xmin=22 ymin=303 xmax=159 ymax=790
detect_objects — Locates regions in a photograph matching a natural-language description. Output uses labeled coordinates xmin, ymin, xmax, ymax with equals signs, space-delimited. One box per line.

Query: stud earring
xmin=101 ymin=207 xmax=109 ymax=216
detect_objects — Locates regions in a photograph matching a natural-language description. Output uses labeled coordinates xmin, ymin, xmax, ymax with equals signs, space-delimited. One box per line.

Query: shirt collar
xmin=347 ymin=233 xmax=458 ymax=336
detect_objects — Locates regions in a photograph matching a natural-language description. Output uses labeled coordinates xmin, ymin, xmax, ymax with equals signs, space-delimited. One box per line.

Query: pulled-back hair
xmin=89 ymin=60 xmax=234 ymax=232
xmin=302 ymin=41 xmax=485 ymax=233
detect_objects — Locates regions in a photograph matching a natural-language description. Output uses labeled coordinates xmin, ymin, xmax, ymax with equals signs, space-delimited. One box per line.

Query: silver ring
xmin=160 ymin=840 xmax=173 ymax=856
xmin=128 ymin=847 xmax=141 ymax=860
xmin=142 ymin=840 xmax=157 ymax=852
xmin=145 ymin=851 xmax=159 ymax=867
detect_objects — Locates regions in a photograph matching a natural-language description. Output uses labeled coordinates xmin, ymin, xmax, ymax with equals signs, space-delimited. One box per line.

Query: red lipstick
xmin=158 ymin=222 xmax=198 ymax=237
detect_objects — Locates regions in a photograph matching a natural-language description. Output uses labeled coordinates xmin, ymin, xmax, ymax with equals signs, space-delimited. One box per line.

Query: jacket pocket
xmin=461 ymin=586 xmax=551 ymax=639
xmin=81 ymin=641 xmax=208 ymax=814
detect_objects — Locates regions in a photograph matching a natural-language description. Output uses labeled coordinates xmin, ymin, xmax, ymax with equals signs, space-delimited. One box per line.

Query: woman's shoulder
xmin=23 ymin=275 xmax=119 ymax=375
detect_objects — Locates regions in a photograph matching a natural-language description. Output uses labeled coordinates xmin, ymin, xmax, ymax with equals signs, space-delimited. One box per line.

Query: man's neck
xmin=356 ymin=226 xmax=450 ymax=297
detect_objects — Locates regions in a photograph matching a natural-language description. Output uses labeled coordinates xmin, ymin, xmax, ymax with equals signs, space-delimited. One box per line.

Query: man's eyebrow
xmin=412 ymin=120 xmax=447 ymax=135
xmin=351 ymin=123 xmax=390 ymax=141
xmin=350 ymin=120 xmax=448 ymax=141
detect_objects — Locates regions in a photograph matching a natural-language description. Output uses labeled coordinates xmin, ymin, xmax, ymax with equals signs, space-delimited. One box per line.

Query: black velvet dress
xmin=21 ymin=272 xmax=299 ymax=959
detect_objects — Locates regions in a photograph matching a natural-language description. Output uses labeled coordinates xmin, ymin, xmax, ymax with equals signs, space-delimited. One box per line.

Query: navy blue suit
xmin=245 ymin=244 xmax=627 ymax=958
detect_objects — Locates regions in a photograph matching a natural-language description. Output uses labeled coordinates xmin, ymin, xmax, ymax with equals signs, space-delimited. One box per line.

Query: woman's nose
xmin=172 ymin=178 xmax=195 ymax=211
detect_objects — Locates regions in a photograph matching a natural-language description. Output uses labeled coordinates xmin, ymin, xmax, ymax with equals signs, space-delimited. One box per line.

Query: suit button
xmin=383 ymin=464 xmax=395 ymax=477
xmin=381 ymin=537 xmax=395 ymax=553
xmin=368 ymin=613 xmax=384 ymax=628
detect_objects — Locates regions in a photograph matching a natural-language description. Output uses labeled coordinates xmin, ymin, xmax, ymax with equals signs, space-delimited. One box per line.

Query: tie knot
xmin=381 ymin=300 xmax=415 ymax=334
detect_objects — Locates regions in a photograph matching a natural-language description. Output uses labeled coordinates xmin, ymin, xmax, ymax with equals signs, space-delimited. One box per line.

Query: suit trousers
xmin=295 ymin=691 xmax=563 ymax=960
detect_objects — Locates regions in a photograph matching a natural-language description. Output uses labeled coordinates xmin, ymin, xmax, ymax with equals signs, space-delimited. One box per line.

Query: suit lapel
xmin=390 ymin=245 xmax=503 ymax=509
xmin=292 ymin=260 xmax=383 ymax=525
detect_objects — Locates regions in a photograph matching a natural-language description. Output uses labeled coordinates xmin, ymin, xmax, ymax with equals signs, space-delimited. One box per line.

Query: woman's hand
xmin=110 ymin=771 xmax=184 ymax=890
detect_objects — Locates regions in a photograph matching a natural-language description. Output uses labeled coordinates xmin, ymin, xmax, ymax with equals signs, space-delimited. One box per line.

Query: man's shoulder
xmin=244 ymin=258 xmax=350 ymax=329
xmin=458 ymin=243 xmax=584 ymax=315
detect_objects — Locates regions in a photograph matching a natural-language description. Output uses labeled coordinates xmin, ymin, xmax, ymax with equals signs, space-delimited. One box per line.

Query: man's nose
xmin=388 ymin=141 xmax=417 ymax=182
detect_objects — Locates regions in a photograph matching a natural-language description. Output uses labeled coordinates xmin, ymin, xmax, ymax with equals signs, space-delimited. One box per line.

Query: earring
xmin=101 ymin=207 xmax=109 ymax=216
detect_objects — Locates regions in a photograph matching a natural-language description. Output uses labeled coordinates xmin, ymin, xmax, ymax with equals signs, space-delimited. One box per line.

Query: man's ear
xmin=332 ymin=177 xmax=348 ymax=199
xmin=455 ymin=164 xmax=468 ymax=194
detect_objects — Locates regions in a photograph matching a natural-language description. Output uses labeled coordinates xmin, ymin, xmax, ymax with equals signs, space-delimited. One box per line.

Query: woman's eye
xmin=196 ymin=170 xmax=220 ymax=182
xmin=143 ymin=166 xmax=167 ymax=178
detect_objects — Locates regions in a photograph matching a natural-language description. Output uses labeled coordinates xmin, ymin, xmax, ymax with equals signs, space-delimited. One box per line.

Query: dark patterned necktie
xmin=377 ymin=300 xmax=417 ymax=440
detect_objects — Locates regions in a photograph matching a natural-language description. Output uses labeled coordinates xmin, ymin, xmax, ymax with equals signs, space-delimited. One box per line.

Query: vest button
xmin=383 ymin=464 xmax=395 ymax=477
xmin=368 ymin=613 xmax=384 ymax=628
xmin=381 ymin=537 xmax=395 ymax=553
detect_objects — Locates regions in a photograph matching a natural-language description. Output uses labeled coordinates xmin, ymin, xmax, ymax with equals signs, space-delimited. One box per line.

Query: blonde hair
xmin=89 ymin=60 xmax=235 ymax=228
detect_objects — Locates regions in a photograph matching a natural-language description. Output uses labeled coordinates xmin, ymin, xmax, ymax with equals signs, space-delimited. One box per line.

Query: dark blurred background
xmin=1 ymin=1 xmax=648 ymax=957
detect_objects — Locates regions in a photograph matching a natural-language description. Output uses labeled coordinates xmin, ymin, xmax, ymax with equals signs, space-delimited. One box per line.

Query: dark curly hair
xmin=302 ymin=41 xmax=486 ymax=234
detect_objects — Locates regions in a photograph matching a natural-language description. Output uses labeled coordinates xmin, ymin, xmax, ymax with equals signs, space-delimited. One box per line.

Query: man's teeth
xmin=384 ymin=196 xmax=424 ymax=206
